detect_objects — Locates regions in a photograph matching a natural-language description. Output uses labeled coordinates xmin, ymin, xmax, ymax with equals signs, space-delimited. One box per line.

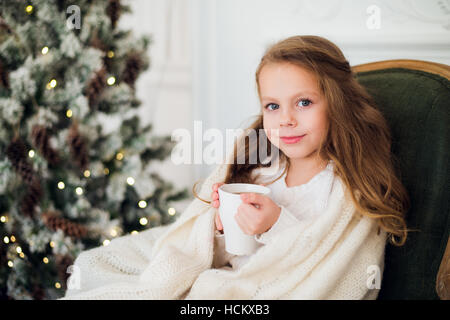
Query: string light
xmin=75 ymin=187 xmax=83 ymax=195
xmin=43 ymin=257 xmax=49 ymax=264
xmin=104 ymin=168 xmax=110 ymax=175
xmin=49 ymin=241 xmax=55 ymax=248
xmin=131 ymin=230 xmax=138 ymax=235
xmin=115 ymin=152 xmax=123 ymax=160
xmin=46 ymin=79 xmax=57 ymax=90
xmin=138 ymin=200 xmax=147 ymax=209
xmin=28 ymin=150 xmax=35 ymax=158
xmin=55 ymin=282 xmax=61 ymax=289
xmin=107 ymin=51 xmax=114 ymax=58
xmin=3 ymin=236 xmax=9 ymax=244
xmin=110 ymin=228 xmax=118 ymax=237
xmin=139 ymin=217 xmax=148 ymax=226
xmin=10 ymin=236 xmax=16 ymax=242
xmin=19 ymin=252 xmax=25 ymax=259
xmin=25 ymin=5 xmax=33 ymax=14
xmin=126 ymin=177 xmax=135 ymax=185
xmin=7 ymin=261 xmax=13 ymax=268
xmin=107 ymin=76 xmax=116 ymax=85
xmin=41 ymin=47 xmax=49 ymax=55
xmin=57 ymin=181 xmax=65 ymax=190
xmin=84 ymin=170 xmax=91 ymax=178
xmin=66 ymin=109 xmax=73 ymax=118
xmin=103 ymin=239 xmax=110 ymax=246
xmin=0 ymin=215 xmax=7 ymax=223
xmin=168 ymin=207 xmax=176 ymax=216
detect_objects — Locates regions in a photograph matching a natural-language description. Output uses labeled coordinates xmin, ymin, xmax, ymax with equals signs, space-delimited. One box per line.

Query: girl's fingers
xmin=215 ymin=213 xmax=223 ymax=230
xmin=213 ymin=182 xmax=224 ymax=191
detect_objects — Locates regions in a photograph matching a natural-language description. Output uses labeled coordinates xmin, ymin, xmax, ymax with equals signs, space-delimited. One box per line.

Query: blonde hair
xmin=193 ymin=35 xmax=410 ymax=246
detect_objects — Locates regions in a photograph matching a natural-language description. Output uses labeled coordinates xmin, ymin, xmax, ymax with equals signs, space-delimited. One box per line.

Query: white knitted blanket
xmin=61 ymin=161 xmax=387 ymax=300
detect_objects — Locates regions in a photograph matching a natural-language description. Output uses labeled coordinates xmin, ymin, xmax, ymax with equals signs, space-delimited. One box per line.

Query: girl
xmin=62 ymin=35 xmax=409 ymax=300
xmin=205 ymin=35 xmax=410 ymax=272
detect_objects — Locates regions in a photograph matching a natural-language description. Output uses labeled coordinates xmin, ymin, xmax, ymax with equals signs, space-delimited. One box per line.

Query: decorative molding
xmin=190 ymin=0 xmax=219 ymax=180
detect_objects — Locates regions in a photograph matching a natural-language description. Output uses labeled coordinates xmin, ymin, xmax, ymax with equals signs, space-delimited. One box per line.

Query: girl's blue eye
xmin=264 ymin=99 xmax=312 ymax=111
xmin=297 ymin=99 xmax=312 ymax=108
xmin=265 ymin=103 xmax=279 ymax=111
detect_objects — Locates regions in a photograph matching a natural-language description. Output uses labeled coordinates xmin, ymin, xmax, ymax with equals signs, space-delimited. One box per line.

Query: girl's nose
xmin=280 ymin=108 xmax=297 ymax=127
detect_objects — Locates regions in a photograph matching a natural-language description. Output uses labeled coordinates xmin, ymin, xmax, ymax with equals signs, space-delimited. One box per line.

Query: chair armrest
xmin=436 ymin=236 xmax=450 ymax=300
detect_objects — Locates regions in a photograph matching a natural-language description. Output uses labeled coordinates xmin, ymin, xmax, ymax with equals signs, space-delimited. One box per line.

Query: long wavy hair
xmin=193 ymin=35 xmax=410 ymax=246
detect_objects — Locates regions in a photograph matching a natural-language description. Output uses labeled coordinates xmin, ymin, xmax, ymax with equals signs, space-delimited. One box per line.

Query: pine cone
xmin=85 ymin=68 xmax=106 ymax=109
xmin=0 ymin=59 xmax=9 ymax=88
xmin=0 ymin=17 xmax=13 ymax=34
xmin=89 ymin=31 xmax=107 ymax=52
xmin=42 ymin=211 xmax=88 ymax=239
xmin=6 ymin=137 xmax=27 ymax=167
xmin=31 ymin=284 xmax=46 ymax=300
xmin=106 ymin=0 xmax=121 ymax=29
xmin=67 ymin=122 xmax=89 ymax=172
xmin=20 ymin=176 xmax=43 ymax=217
xmin=122 ymin=52 xmax=142 ymax=88
xmin=7 ymin=137 xmax=43 ymax=217
xmin=16 ymin=159 xmax=34 ymax=185
xmin=31 ymin=125 xmax=60 ymax=166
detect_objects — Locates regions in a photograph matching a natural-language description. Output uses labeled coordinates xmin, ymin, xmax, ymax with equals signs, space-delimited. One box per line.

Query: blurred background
xmin=123 ymin=0 xmax=450 ymax=201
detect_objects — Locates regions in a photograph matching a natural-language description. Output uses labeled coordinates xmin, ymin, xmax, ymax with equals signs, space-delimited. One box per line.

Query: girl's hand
xmin=211 ymin=183 xmax=224 ymax=232
xmin=235 ymin=192 xmax=281 ymax=235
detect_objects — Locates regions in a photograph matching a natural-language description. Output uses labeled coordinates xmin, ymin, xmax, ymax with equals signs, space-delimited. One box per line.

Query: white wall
xmin=121 ymin=0 xmax=450 ymax=209
xmin=191 ymin=0 xmax=450 ymax=179
xmin=120 ymin=0 xmax=194 ymax=211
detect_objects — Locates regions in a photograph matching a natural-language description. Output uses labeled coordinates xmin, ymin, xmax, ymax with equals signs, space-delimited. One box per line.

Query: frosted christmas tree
xmin=0 ymin=0 xmax=189 ymax=299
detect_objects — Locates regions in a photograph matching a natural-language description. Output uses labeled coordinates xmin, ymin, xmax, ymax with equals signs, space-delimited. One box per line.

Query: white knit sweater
xmin=61 ymin=158 xmax=387 ymax=300
xmin=215 ymin=160 xmax=336 ymax=270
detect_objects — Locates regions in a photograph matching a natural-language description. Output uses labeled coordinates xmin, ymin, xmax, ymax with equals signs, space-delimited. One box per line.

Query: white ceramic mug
xmin=218 ymin=183 xmax=271 ymax=255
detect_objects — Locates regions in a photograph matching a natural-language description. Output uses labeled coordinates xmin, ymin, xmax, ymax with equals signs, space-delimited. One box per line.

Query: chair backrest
xmin=353 ymin=59 xmax=450 ymax=300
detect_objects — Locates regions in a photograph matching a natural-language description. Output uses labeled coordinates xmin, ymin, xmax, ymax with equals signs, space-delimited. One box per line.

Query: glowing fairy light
xmin=127 ymin=177 xmax=135 ymax=185
xmin=138 ymin=200 xmax=147 ymax=209
xmin=107 ymin=76 xmax=116 ymax=85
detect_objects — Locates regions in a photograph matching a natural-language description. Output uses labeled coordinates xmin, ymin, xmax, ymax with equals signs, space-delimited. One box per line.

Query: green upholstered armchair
xmin=353 ymin=60 xmax=450 ymax=300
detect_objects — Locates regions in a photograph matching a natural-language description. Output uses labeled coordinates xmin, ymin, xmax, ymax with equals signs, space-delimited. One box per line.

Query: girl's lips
xmin=280 ymin=135 xmax=306 ymax=144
